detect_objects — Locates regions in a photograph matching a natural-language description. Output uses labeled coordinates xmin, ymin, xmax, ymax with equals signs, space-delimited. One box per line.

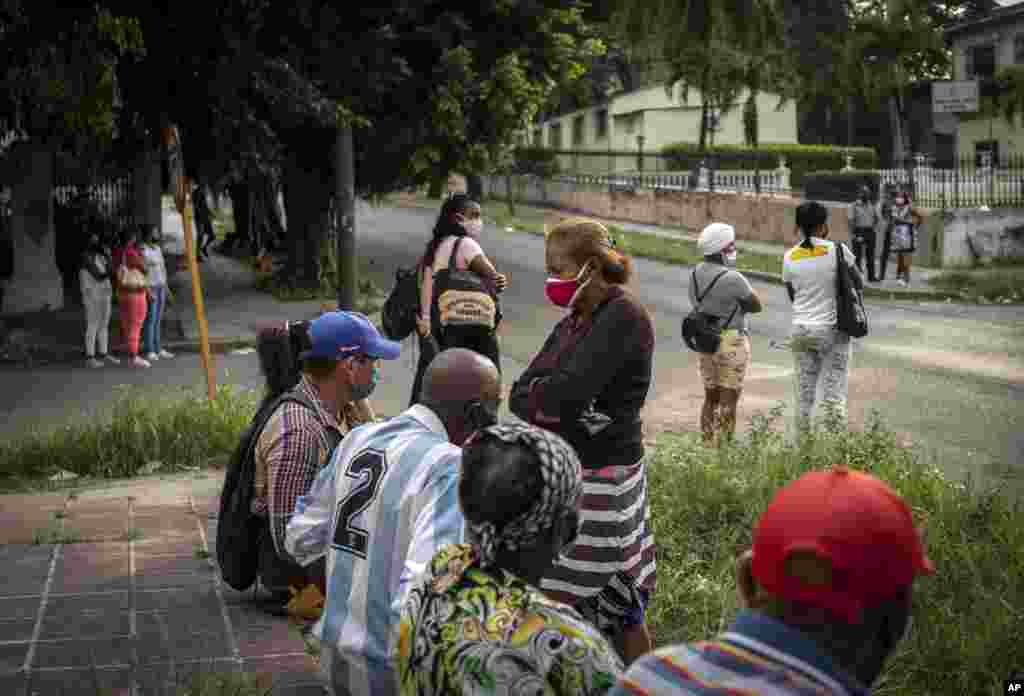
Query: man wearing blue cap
xmin=253 ymin=311 xmax=401 ymax=599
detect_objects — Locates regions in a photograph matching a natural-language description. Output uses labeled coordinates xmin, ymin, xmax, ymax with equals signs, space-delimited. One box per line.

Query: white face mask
xmin=462 ymin=218 xmax=483 ymax=239
xmin=724 ymin=251 xmax=738 ymax=266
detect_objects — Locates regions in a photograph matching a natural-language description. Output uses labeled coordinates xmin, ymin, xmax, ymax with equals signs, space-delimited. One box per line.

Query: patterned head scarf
xmin=462 ymin=423 xmax=583 ymax=568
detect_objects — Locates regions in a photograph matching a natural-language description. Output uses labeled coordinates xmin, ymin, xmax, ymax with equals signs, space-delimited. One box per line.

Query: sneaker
xmin=86 ymin=358 xmax=103 ymax=369
xmin=158 ymin=349 xmax=175 ymax=359
xmin=145 ymin=352 xmax=159 ymax=362
xmin=102 ymin=354 xmax=121 ymax=365
xmin=897 ymin=279 xmax=908 ymax=288
xmin=132 ymin=356 xmax=152 ymax=368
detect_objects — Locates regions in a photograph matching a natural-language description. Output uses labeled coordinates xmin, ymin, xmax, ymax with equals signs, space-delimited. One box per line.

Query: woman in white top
xmin=140 ymin=225 xmax=175 ymax=362
xmin=409 ymin=193 xmax=507 ymax=405
xmin=79 ymin=233 xmax=119 ymax=368
xmin=782 ymin=201 xmax=863 ymax=433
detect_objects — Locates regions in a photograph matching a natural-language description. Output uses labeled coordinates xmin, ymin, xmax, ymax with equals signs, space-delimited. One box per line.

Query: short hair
xmin=459 ymin=435 xmax=543 ymax=530
xmin=548 ymin=218 xmax=633 ymax=285
xmin=302 ymin=356 xmax=340 ymax=381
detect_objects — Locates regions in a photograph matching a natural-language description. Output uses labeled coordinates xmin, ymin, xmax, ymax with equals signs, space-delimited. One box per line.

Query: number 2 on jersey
xmin=332 ymin=449 xmax=387 ymax=558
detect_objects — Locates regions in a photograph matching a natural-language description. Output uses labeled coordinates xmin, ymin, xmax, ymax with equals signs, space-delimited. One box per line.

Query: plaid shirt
xmin=253 ymin=376 xmax=371 ymax=557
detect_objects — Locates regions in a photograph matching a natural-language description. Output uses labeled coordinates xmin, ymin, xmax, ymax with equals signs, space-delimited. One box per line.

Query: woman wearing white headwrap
xmin=397 ymin=423 xmax=623 ymax=695
xmin=690 ymin=222 xmax=764 ymax=446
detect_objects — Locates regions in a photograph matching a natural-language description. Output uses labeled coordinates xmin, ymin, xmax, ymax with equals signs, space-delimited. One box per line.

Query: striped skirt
xmin=540 ymin=456 xmax=657 ymax=634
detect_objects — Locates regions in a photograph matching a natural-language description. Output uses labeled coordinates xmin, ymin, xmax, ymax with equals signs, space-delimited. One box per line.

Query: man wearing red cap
xmin=610 ymin=467 xmax=934 ymax=695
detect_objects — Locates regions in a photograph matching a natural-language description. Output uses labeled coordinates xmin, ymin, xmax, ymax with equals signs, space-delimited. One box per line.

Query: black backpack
xmin=681 ymin=268 xmax=738 ymax=354
xmin=216 ymin=389 xmax=327 ymax=592
xmin=382 ymin=265 xmax=420 ymax=341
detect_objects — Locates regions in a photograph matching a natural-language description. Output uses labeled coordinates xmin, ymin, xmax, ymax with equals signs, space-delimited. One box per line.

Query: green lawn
xmin=928 ymin=265 xmax=1024 ymax=304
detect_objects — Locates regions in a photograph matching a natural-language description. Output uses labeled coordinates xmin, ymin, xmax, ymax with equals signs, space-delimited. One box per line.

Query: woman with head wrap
xmin=690 ymin=222 xmax=764 ymax=446
xmin=397 ymin=423 xmax=623 ymax=696
xmin=782 ymin=201 xmax=863 ymax=433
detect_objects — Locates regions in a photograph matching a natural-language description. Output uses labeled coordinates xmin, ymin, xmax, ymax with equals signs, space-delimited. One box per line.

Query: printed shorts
xmin=698 ymin=330 xmax=751 ymax=390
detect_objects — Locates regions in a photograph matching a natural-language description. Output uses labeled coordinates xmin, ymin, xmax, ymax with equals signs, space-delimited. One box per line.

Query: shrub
xmin=661 ymin=143 xmax=879 ymax=188
xmin=802 ymin=170 xmax=883 ymax=203
xmin=646 ymin=407 xmax=1023 ymax=696
xmin=0 ymin=384 xmax=260 ymax=488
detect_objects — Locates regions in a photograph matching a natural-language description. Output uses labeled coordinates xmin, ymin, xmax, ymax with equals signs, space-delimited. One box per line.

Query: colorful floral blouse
xmin=397 ymin=544 xmax=624 ymax=696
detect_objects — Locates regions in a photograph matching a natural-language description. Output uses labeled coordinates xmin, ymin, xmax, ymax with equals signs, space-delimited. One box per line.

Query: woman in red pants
xmin=118 ymin=248 xmax=151 ymax=367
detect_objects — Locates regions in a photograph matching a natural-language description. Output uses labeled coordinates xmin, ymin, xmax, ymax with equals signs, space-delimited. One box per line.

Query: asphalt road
xmin=3 ymin=203 xmax=1022 ymax=494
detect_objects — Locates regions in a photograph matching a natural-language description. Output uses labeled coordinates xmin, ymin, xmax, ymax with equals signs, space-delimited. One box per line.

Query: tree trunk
xmin=226 ymin=181 xmax=250 ymax=252
xmin=336 ymin=125 xmax=357 ymax=311
xmin=506 ymin=174 xmax=516 ymax=216
xmin=466 ymin=173 xmax=483 ymax=201
xmin=282 ymin=150 xmax=332 ymax=290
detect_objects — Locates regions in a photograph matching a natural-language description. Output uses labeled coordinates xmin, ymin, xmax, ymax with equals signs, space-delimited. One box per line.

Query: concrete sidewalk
xmin=0 ymin=472 xmax=322 ymax=696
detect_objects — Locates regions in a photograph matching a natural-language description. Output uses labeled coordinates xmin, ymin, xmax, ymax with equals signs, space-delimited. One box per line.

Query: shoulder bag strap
xmin=447 ymin=235 xmax=464 ymax=272
xmin=696 ymin=268 xmax=730 ymax=304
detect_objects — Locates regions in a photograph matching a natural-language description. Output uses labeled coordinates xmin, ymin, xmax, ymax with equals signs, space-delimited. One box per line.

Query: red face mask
xmin=545 ymin=263 xmax=591 ymax=308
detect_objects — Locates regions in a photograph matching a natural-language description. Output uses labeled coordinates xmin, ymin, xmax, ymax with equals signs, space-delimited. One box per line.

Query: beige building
xmin=946 ymin=2 xmax=1024 ymax=162
xmin=524 ymin=81 xmax=799 ymax=174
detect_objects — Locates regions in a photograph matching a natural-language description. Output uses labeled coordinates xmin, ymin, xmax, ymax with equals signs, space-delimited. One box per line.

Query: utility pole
xmin=335 ymin=124 xmax=356 ymax=311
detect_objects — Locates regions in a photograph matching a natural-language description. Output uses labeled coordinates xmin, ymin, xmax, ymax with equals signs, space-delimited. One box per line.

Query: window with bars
xmin=595 ymin=109 xmax=608 ymax=139
xmin=572 ymin=115 xmax=585 ymax=146
xmin=549 ymin=123 xmax=562 ymax=149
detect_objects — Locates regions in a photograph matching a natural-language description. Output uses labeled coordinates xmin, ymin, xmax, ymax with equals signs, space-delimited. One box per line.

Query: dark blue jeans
xmin=141 ymin=285 xmax=166 ymax=355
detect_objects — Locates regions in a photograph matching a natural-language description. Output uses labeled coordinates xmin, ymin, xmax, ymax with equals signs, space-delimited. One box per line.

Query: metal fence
xmin=881 ymin=154 xmax=1024 ymax=209
xmin=53 ymin=172 xmax=135 ymax=228
xmin=551 ymin=166 xmax=793 ymax=196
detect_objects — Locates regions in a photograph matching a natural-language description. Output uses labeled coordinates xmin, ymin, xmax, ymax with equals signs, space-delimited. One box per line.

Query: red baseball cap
xmin=751 ymin=467 xmax=934 ymax=623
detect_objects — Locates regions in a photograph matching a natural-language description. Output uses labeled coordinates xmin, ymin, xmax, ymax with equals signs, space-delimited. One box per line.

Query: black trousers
xmin=409 ymin=326 xmax=501 ymax=407
xmin=879 ymin=225 xmax=892 ymax=281
xmin=409 ymin=332 xmax=441 ymax=407
xmin=851 ymin=227 xmax=877 ymax=282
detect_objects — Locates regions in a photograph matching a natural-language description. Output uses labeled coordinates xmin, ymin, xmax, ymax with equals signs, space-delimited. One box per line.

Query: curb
xmin=162 ymin=335 xmax=259 ymax=354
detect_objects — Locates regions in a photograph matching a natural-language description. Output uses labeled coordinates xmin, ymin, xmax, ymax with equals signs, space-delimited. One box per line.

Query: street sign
xmin=933 ymin=80 xmax=979 ymax=113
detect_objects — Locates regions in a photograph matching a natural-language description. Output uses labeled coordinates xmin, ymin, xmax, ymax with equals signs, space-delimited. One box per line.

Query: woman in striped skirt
xmin=510 ymin=217 xmax=657 ymax=665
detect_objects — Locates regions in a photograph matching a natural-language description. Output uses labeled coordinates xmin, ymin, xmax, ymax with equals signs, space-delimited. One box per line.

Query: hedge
xmin=802 ymin=170 xmax=883 ymax=203
xmin=661 ymin=143 xmax=879 ymax=188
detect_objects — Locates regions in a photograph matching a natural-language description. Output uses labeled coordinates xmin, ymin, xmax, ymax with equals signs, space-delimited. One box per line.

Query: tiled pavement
xmin=0 ymin=473 xmax=324 ymax=696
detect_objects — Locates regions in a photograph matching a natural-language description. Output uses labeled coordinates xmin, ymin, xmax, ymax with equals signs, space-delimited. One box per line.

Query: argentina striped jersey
xmin=285 ymin=405 xmax=466 ymax=696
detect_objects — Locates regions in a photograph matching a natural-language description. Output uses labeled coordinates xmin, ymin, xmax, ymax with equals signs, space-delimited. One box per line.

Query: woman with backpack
xmin=782 ymin=201 xmax=863 ymax=433
xmin=687 ymin=222 xmax=763 ymax=447
xmin=409 ymin=193 xmax=507 ymax=405
xmin=79 ymin=232 xmax=119 ymax=368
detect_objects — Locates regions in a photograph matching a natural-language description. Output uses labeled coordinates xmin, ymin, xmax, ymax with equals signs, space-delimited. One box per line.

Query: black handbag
xmin=835 ymin=243 xmax=868 ymax=338
xmin=434 ymin=237 xmax=498 ymax=332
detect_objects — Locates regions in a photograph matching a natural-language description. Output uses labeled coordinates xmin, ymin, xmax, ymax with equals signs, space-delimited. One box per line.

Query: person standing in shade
xmin=848 ymin=186 xmax=879 ymax=283
xmin=411 ymin=193 xmax=507 ymax=406
xmin=141 ymin=225 xmax=174 ymax=363
xmin=79 ymin=233 xmax=120 ymax=368
xmin=611 ymin=467 xmax=934 ymax=695
xmin=876 ymin=184 xmax=898 ymax=282
xmin=510 ymin=218 xmax=657 ymax=666
xmin=118 ymin=246 xmax=151 ymax=368
xmin=689 ymin=222 xmax=763 ymax=447
xmin=782 ymin=202 xmax=863 ymax=433
xmin=398 ymin=423 xmax=623 ymax=695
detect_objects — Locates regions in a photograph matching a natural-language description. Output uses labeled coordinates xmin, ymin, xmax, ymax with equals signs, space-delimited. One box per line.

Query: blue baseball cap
xmin=299 ymin=311 xmax=401 ymax=361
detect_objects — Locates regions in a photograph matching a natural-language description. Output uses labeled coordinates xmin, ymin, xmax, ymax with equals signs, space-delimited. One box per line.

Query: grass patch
xmin=928 ymin=266 xmax=1024 ymax=304
xmin=195 ymin=546 xmax=210 ymax=560
xmin=648 ymin=407 xmax=1023 ymax=696
xmin=171 ymin=671 xmax=271 ymax=696
xmin=0 ymin=384 xmax=259 ymax=491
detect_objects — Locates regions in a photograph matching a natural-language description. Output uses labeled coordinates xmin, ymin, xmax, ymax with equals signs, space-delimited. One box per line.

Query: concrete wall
xmin=940 ymin=206 xmax=1024 ymax=266
xmin=483 ymin=175 xmax=945 ymax=266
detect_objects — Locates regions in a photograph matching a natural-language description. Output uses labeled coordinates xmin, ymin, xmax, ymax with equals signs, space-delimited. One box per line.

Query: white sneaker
xmin=158 ymin=349 xmax=174 ymax=359
xmin=897 ymin=279 xmax=908 ymax=288
xmin=102 ymin=354 xmax=121 ymax=365
xmin=145 ymin=352 xmax=159 ymax=362
xmin=86 ymin=358 xmax=103 ymax=369
xmin=132 ymin=356 xmax=152 ymax=368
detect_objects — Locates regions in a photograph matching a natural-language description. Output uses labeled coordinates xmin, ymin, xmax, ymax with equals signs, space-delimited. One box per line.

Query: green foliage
xmin=803 ymin=170 xmax=883 ymax=202
xmin=647 ymin=412 xmax=1024 ymax=696
xmin=661 ymin=143 xmax=878 ymax=186
xmin=503 ymin=147 xmax=562 ymax=178
xmin=0 ymin=385 xmax=259 ymax=489
xmin=928 ymin=267 xmax=1024 ymax=304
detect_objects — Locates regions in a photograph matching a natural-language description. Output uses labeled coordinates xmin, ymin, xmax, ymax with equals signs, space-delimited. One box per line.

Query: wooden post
xmin=178 ymin=176 xmax=217 ymax=400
